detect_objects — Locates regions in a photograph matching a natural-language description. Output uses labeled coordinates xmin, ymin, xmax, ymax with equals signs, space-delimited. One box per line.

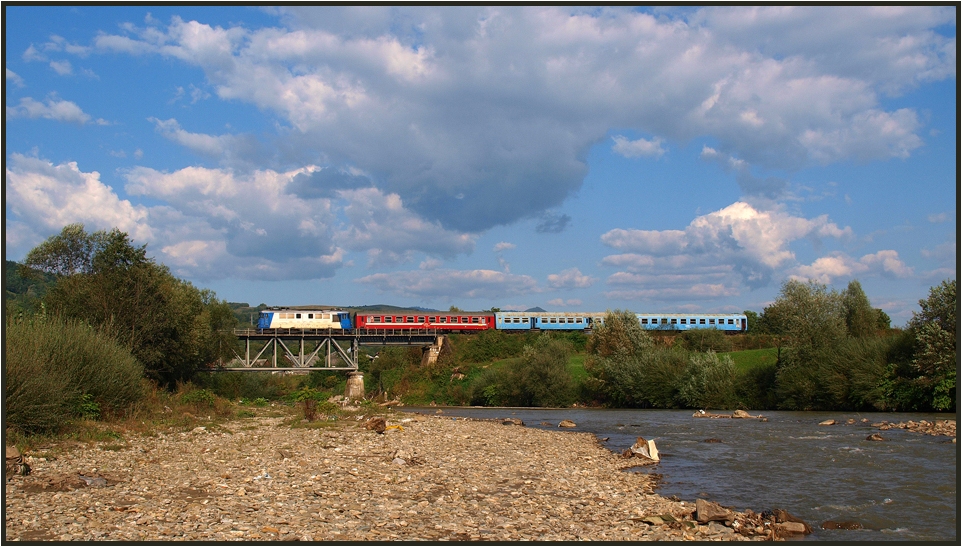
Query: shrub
xmin=676 ymin=351 xmax=738 ymax=410
xmin=680 ymin=328 xmax=733 ymax=353
xmin=5 ymin=314 xmax=145 ymax=434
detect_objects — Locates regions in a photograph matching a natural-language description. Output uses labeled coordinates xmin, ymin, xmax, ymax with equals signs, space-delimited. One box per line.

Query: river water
xmin=401 ymin=407 xmax=957 ymax=542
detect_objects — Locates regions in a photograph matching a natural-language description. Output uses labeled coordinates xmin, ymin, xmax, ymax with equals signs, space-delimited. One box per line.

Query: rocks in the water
xmin=695 ymin=499 xmax=731 ymax=523
xmin=819 ymin=419 xmax=836 ymax=426
xmin=731 ymin=410 xmax=751 ymax=419
xmin=703 ymin=438 xmax=723 ymax=443
xmin=558 ymin=420 xmax=576 ymax=428
xmin=501 ymin=418 xmax=524 ymax=426
xmin=629 ymin=437 xmax=659 ymax=462
xmin=866 ymin=433 xmax=885 ymax=441
xmin=775 ymin=521 xmax=809 ymax=536
xmin=821 ymin=520 xmax=863 ymax=530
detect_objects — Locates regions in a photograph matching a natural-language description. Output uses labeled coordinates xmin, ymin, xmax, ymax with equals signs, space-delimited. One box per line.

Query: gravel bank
xmin=5 ymin=411 xmax=769 ymax=541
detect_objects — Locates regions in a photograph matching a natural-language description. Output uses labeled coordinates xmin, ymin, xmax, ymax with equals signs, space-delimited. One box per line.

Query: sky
xmin=4 ymin=5 xmax=957 ymax=326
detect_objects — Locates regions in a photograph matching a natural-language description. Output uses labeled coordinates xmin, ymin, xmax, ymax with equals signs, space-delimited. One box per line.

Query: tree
xmin=766 ymin=279 xmax=846 ymax=410
xmin=24 ymin=225 xmax=237 ymax=388
xmin=909 ymin=279 xmax=957 ymax=411
xmin=841 ymin=280 xmax=877 ymax=338
xmin=677 ymin=351 xmax=738 ymax=410
xmin=506 ymin=335 xmax=575 ymax=407
xmin=743 ymin=310 xmax=761 ymax=333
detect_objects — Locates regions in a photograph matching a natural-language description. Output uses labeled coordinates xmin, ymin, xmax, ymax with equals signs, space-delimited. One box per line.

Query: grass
xmin=720 ymin=347 xmax=779 ymax=372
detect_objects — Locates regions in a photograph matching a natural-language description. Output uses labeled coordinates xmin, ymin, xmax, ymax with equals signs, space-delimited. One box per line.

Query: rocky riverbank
xmin=5 ymin=409 xmax=793 ymax=541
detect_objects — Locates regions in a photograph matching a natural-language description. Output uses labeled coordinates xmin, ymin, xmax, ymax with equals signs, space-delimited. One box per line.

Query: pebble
xmin=5 ymin=412 xmax=768 ymax=541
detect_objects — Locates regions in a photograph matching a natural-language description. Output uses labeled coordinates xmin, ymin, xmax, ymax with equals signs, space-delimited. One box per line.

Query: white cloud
xmin=6 ymin=96 xmax=96 ymax=124
xmin=86 ymin=6 xmax=949 ymax=232
xmin=599 ymin=201 xmax=858 ymax=300
xmin=546 ymin=267 xmax=596 ymax=289
xmin=790 ymin=250 xmax=913 ymax=283
xmin=612 ymin=135 xmax=665 ymax=158
xmin=148 ymin=117 xmax=250 ymax=160
xmin=927 ymin=212 xmax=947 ymax=223
xmin=5 ymin=154 xmax=153 ymax=247
xmin=493 ymin=242 xmax=516 ymax=252
xmin=6 ymin=68 xmax=25 ymax=87
xmin=356 ymin=268 xmax=538 ymax=301
xmin=50 ymin=59 xmax=73 ymax=75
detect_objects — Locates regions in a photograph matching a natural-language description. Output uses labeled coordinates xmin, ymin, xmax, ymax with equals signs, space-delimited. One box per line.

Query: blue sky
xmin=4 ymin=5 xmax=957 ymax=325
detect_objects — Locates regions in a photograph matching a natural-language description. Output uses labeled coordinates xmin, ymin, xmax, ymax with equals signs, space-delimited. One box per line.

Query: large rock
xmin=695 ymin=499 xmax=731 ymax=523
xmin=629 ymin=437 xmax=660 ymax=461
xmin=818 ymin=419 xmax=836 ymax=426
xmin=732 ymin=410 xmax=751 ymax=419
xmin=363 ymin=416 xmax=386 ymax=433
xmin=775 ymin=521 xmax=809 ymax=536
xmin=558 ymin=420 xmax=576 ymax=428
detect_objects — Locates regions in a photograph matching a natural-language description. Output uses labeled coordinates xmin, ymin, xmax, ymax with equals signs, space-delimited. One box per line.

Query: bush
xmin=5 ymin=314 xmax=145 ymax=434
xmin=680 ymin=329 xmax=733 ymax=353
xmin=676 ymin=351 xmax=738 ymax=409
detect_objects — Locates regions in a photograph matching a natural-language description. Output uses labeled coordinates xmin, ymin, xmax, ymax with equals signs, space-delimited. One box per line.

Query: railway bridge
xmin=219 ymin=328 xmax=443 ymax=372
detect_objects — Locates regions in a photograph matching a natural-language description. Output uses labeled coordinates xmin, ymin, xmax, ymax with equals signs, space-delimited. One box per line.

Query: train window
xmin=680 ymin=318 xmax=687 ymax=324
xmin=386 ymin=316 xmax=393 ymax=323
xmin=671 ymin=319 xmax=677 ymax=324
xmin=522 ymin=318 xmax=528 ymax=323
xmin=472 ymin=317 xmax=479 ymax=323
xmin=307 ymin=314 xmax=313 ymax=319
xmin=709 ymin=318 xmax=715 ymax=324
xmin=440 ymin=317 xmax=447 ymax=323
xmin=549 ymin=318 xmax=556 ymax=323
xmin=295 ymin=313 xmax=302 ymax=319
xmin=576 ymin=318 xmax=582 ymax=323
xmin=728 ymin=319 xmax=734 ymax=324
xmin=700 ymin=318 xmax=706 ymax=324
xmin=641 ymin=318 xmax=648 ymax=324
xmin=651 ymin=318 xmax=658 ymax=324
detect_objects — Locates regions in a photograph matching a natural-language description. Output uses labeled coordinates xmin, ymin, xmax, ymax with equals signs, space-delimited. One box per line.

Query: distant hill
xmin=525 ymin=307 xmax=546 ymax=312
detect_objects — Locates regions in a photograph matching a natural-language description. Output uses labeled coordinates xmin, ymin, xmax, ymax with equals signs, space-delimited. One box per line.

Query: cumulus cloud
xmin=83 ymin=6 xmax=949 ymax=232
xmin=612 ymin=135 xmax=665 ymax=158
xmin=5 ymin=154 xmax=153 ymax=248
xmin=334 ymin=187 xmax=476 ymax=267
xmin=546 ymin=268 xmax=596 ymax=289
xmin=547 ymin=298 xmax=583 ymax=307
xmin=493 ymin=242 xmax=516 ymax=252
xmin=600 ymin=201 xmax=855 ymax=300
xmin=7 ymin=154 xmax=487 ymax=282
xmin=6 ymin=96 xmax=105 ymax=125
xmin=356 ymin=268 xmax=538 ymax=301
xmin=791 ymin=250 xmax=913 ymax=283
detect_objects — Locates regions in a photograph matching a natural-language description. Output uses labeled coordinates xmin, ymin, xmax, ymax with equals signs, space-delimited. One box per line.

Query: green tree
xmin=909 ymin=279 xmax=957 ymax=411
xmin=676 ymin=351 xmax=738 ymax=410
xmin=875 ymin=308 xmax=892 ymax=331
xmin=23 ymin=224 xmax=237 ymax=388
xmin=841 ymin=279 xmax=878 ymax=338
xmin=767 ymin=279 xmax=846 ymax=410
xmin=743 ymin=310 xmax=761 ymax=333
xmin=506 ymin=335 xmax=575 ymax=407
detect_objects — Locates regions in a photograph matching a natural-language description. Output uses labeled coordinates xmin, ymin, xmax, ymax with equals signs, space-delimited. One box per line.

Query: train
xmin=256 ymin=308 xmax=748 ymax=333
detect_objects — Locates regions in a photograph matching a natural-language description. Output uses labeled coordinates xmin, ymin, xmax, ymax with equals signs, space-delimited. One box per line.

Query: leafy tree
xmin=505 ymin=335 xmax=575 ymax=407
xmin=875 ymin=308 xmax=892 ymax=331
xmin=909 ymin=279 xmax=957 ymax=411
xmin=841 ymin=279 xmax=878 ymax=338
xmin=680 ymin=328 xmax=732 ymax=353
xmin=743 ymin=310 xmax=761 ymax=333
xmin=677 ymin=351 xmax=737 ymax=410
xmin=23 ymin=224 xmax=237 ymax=388
xmin=767 ymin=279 xmax=846 ymax=410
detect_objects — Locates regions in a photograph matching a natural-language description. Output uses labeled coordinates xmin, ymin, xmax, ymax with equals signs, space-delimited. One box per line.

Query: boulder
xmin=695 ymin=499 xmax=731 ymax=523
xmin=501 ymin=418 xmax=524 ymax=426
xmin=630 ymin=437 xmax=659 ymax=461
xmin=866 ymin=433 xmax=885 ymax=441
xmin=772 ymin=509 xmax=812 ymax=534
xmin=774 ymin=521 xmax=809 ymax=536
xmin=364 ymin=416 xmax=386 ymax=433
xmin=732 ymin=410 xmax=751 ymax=419
xmin=558 ymin=420 xmax=577 ymax=428
xmin=819 ymin=419 xmax=836 ymax=426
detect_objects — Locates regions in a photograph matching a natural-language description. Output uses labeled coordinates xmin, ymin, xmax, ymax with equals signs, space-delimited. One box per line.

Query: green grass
xmin=720 ymin=347 xmax=778 ymax=372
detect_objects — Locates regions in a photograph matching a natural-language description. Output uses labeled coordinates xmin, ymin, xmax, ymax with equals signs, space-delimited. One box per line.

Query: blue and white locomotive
xmin=257 ymin=308 xmax=352 ymax=329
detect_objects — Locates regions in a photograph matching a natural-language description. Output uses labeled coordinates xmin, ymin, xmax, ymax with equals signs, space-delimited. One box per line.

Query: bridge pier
xmin=345 ymin=371 xmax=365 ymax=400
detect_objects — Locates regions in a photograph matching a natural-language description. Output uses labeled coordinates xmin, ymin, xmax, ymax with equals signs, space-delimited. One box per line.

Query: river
xmin=401 ymin=407 xmax=957 ymax=542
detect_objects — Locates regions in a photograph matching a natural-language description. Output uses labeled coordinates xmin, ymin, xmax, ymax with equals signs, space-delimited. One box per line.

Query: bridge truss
xmin=217 ymin=328 xmax=441 ymax=372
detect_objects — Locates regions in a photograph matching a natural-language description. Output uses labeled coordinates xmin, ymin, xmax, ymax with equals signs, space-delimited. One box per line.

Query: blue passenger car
xmin=634 ymin=313 xmax=746 ymax=332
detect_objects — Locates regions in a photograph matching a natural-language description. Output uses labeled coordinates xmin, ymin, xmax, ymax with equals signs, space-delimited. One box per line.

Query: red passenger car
xmin=355 ymin=312 xmax=495 ymax=332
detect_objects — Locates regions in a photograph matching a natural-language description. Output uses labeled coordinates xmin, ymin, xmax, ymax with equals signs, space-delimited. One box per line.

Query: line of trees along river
xmin=4 ymin=225 xmax=956 ymax=437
